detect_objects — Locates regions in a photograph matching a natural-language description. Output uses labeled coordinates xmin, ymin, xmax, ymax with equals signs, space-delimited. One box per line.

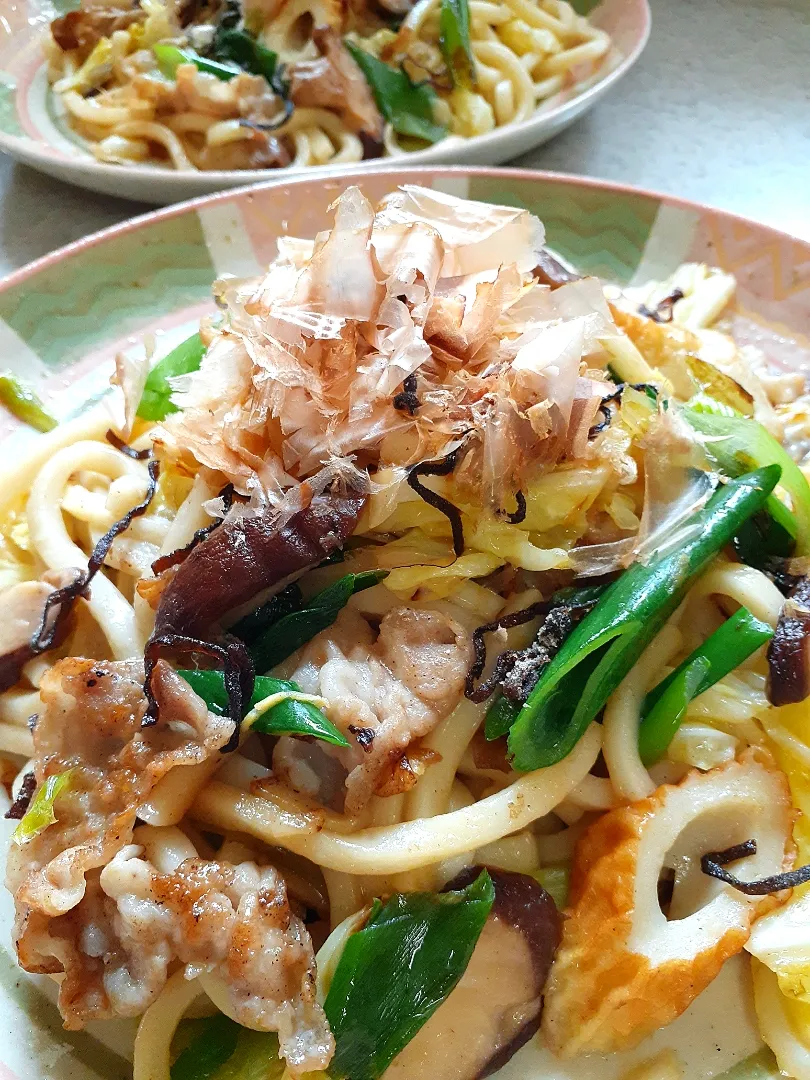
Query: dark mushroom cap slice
xmin=153 ymin=487 xmax=366 ymax=641
xmin=385 ymin=867 xmax=561 ymax=1080
xmin=767 ymin=576 xmax=810 ymax=706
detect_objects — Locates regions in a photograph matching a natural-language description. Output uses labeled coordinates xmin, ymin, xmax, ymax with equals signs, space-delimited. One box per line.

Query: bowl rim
xmin=0 ymin=0 xmax=651 ymax=191
xmin=1 ymin=160 xmax=807 ymax=296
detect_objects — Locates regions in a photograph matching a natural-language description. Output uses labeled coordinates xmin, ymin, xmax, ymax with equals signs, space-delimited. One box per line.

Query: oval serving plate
xmin=0 ymin=0 xmax=649 ymax=204
xmin=1 ymin=165 xmax=809 ymax=1080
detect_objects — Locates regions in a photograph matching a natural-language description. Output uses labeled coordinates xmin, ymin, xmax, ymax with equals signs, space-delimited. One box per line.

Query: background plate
xmin=0 ymin=0 xmax=649 ymax=203
xmin=0 ymin=164 xmax=807 ymax=1079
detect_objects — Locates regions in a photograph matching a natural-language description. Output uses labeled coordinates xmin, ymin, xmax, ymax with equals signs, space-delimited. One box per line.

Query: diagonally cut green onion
xmin=440 ymin=0 xmax=475 ymax=87
xmin=210 ymin=29 xmax=280 ymax=87
xmin=638 ymin=606 xmax=774 ymax=765
xmin=171 ymin=1018 xmax=284 ymax=1080
xmin=153 ymin=44 xmax=241 ymax=82
xmin=325 ymin=870 xmax=494 ymax=1080
xmin=171 ymin=1014 xmax=240 ymax=1080
xmin=247 ymin=570 xmax=387 ymax=673
xmin=178 ymin=670 xmax=349 ymax=747
xmin=638 ymin=656 xmax=710 ymax=767
xmin=0 ymin=373 xmax=57 ymax=432
xmin=684 ymin=407 xmax=810 ymax=555
xmin=13 ymin=770 xmax=73 ymax=846
xmin=345 ymin=43 xmax=448 ymax=144
xmin=484 ymin=582 xmax=610 ymax=741
xmin=506 ymin=467 xmax=781 ymax=772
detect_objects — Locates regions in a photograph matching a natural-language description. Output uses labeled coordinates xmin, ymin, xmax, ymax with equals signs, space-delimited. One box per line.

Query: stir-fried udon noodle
xmin=6 ymin=186 xmax=810 ymax=1080
xmin=45 ymin=0 xmax=612 ymax=171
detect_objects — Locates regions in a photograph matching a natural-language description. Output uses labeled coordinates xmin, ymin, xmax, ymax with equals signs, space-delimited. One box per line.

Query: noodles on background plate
xmin=5 ymin=184 xmax=810 ymax=1080
xmin=45 ymin=0 xmax=613 ymax=171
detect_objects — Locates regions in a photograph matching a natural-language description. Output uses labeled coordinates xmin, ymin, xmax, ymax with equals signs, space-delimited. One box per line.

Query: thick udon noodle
xmin=5 ymin=211 xmax=810 ymax=1079
xmin=0 ymin=415 xmax=784 ymax=1077
xmin=46 ymin=0 xmax=611 ymax=171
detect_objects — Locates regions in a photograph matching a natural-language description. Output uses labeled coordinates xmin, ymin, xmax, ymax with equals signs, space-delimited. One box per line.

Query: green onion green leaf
xmin=230 ymin=582 xmax=303 ymax=645
xmin=171 ymin=1018 xmax=284 ymax=1080
xmin=506 ymin=466 xmax=781 ymax=771
xmin=178 ymin=670 xmax=350 ymax=747
xmin=638 ymin=606 xmax=774 ymax=765
xmin=484 ymin=690 xmax=520 ymax=741
xmin=153 ymin=44 xmax=241 ymax=81
xmin=638 ymin=656 xmax=711 ymax=767
xmin=0 ymin=373 xmax=57 ymax=433
xmin=13 ymin=770 xmax=73 ymax=846
xmin=325 ymin=870 xmax=495 ymax=1080
xmin=484 ymin=581 xmax=611 ymax=742
xmin=248 ymin=570 xmax=388 ymax=674
xmin=137 ymin=333 xmax=206 ymax=422
xmin=210 ymin=28 xmax=281 ymax=88
xmin=684 ymin=407 xmax=810 ymax=555
xmin=733 ymin=506 xmax=797 ymax=570
xmin=440 ymin=0 xmax=475 ymax=87
xmin=171 ymin=1014 xmax=240 ymax=1080
xmin=344 ymin=43 xmax=448 ymax=144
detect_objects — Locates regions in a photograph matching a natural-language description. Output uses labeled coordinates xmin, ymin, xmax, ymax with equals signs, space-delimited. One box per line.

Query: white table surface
xmin=0 ymin=0 xmax=807 ymax=278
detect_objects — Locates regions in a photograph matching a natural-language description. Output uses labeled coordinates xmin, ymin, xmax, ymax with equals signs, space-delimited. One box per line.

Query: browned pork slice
xmin=91 ymin=850 xmax=330 ymax=1073
xmin=7 ymin=658 xmax=233 ymax=924
xmin=274 ymin=606 xmax=471 ymax=813
xmin=288 ymin=27 xmax=383 ymax=139
xmin=6 ymin=656 xmax=332 ymax=1074
xmin=52 ymin=1 xmax=145 ymax=56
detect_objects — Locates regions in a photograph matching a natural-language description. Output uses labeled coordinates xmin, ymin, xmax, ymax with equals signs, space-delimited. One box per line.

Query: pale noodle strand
xmin=690 ymin=563 xmax=784 ymax=628
xmin=323 ymin=869 xmax=365 ymax=929
xmin=470 ymin=1 xmax=512 ymax=25
xmin=471 ymin=41 xmax=536 ymax=122
xmin=273 ymin=109 xmax=364 ymax=166
xmin=502 ymin=0 xmax=569 ymax=36
xmin=0 ymin=725 xmax=34 ymax=756
xmin=315 ymin=907 xmax=370 ymax=1000
xmin=133 ymin=970 xmax=203 ymax=1080
xmin=27 ymin=441 xmax=147 ymax=658
xmin=536 ymin=820 xmax=585 ymax=864
xmin=603 ymin=622 xmax=684 ymax=803
xmin=564 ymin=772 xmax=616 ymax=811
xmin=102 ymin=122 xmax=197 ymax=171
xmin=541 ymin=33 xmax=609 ymax=76
xmin=158 ymin=472 xmax=219 ymax=556
xmin=206 ymin=120 xmax=255 ymax=148
xmin=131 ymin=824 xmax=198 ymax=873
xmin=138 ymin=759 xmax=222 ymax=826
xmin=404 ymin=588 xmax=543 ymax=823
xmin=62 ymin=89 xmax=138 ymax=127
xmin=0 ymin=410 xmax=110 ymax=517
xmin=369 ymin=793 xmax=405 ymax=828
xmin=474 ymin=828 xmax=541 ymax=873
xmin=0 ymin=689 xmax=41 ymax=727
xmin=400 ymin=0 xmax=441 ymax=37
xmin=191 ymin=723 xmax=601 ymax=875
xmin=164 ymin=113 xmax=218 ymax=135
xmin=404 ymin=698 xmax=488 ymax=823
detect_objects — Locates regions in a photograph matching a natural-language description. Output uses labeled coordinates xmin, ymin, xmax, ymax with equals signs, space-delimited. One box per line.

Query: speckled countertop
xmin=0 ymin=0 xmax=807 ymax=276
